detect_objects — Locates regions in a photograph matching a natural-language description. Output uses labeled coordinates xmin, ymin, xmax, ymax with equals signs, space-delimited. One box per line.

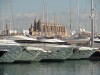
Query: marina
xmin=0 ymin=0 xmax=100 ymax=63
xmin=0 ymin=35 xmax=99 ymax=63
xmin=0 ymin=0 xmax=100 ymax=75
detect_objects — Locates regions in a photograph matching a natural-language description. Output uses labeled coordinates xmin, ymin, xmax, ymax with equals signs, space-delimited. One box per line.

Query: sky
xmin=0 ymin=0 xmax=100 ymax=33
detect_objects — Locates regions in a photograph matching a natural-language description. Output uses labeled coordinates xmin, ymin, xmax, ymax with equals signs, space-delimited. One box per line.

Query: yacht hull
xmin=34 ymin=45 xmax=74 ymax=61
xmin=0 ymin=49 xmax=7 ymax=57
xmin=15 ymin=47 xmax=46 ymax=62
xmin=0 ymin=45 xmax=23 ymax=63
xmin=0 ymin=45 xmax=46 ymax=63
xmin=68 ymin=47 xmax=96 ymax=59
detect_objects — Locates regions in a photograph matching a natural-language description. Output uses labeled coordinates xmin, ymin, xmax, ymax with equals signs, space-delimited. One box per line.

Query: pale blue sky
xmin=0 ymin=0 xmax=100 ymax=32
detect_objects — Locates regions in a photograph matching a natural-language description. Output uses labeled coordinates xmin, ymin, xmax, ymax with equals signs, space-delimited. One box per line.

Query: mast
xmin=9 ymin=0 xmax=14 ymax=30
xmin=53 ymin=12 xmax=56 ymax=37
xmin=94 ymin=4 xmax=96 ymax=33
xmin=0 ymin=3 xmax=4 ymax=34
xmin=69 ymin=0 xmax=72 ymax=31
xmin=77 ymin=0 xmax=80 ymax=31
xmin=90 ymin=0 xmax=94 ymax=47
xmin=42 ymin=0 xmax=48 ymax=37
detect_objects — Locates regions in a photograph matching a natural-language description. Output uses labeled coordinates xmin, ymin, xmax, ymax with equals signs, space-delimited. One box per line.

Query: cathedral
xmin=29 ymin=19 xmax=69 ymax=38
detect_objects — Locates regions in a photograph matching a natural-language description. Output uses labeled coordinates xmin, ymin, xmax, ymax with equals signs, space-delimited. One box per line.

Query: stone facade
xmin=29 ymin=19 xmax=69 ymax=37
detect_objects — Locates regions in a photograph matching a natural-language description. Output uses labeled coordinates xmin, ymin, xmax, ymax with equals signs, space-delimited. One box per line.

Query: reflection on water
xmin=0 ymin=60 xmax=100 ymax=75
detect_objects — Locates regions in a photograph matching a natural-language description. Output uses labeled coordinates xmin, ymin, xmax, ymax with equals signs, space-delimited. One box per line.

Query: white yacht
xmin=93 ymin=38 xmax=100 ymax=48
xmin=0 ymin=39 xmax=48 ymax=63
xmin=65 ymin=32 xmax=98 ymax=59
xmin=65 ymin=31 xmax=99 ymax=59
xmin=36 ymin=37 xmax=74 ymax=61
xmin=2 ymin=35 xmax=74 ymax=61
xmin=66 ymin=31 xmax=90 ymax=45
xmin=15 ymin=46 xmax=49 ymax=62
xmin=68 ymin=46 xmax=98 ymax=59
xmin=0 ymin=39 xmax=22 ymax=63
xmin=67 ymin=0 xmax=99 ymax=59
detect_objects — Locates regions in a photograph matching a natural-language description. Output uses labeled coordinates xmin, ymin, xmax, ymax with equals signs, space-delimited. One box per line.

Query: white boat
xmin=65 ymin=31 xmax=99 ymax=59
xmin=68 ymin=46 xmax=98 ymax=59
xmin=0 ymin=39 xmax=23 ymax=63
xmin=36 ymin=38 xmax=74 ymax=61
xmin=93 ymin=38 xmax=100 ymax=48
xmin=66 ymin=31 xmax=90 ymax=45
xmin=2 ymin=35 xmax=74 ymax=61
xmin=65 ymin=31 xmax=98 ymax=59
xmin=15 ymin=46 xmax=49 ymax=62
xmin=67 ymin=0 xmax=98 ymax=59
xmin=0 ymin=39 xmax=48 ymax=63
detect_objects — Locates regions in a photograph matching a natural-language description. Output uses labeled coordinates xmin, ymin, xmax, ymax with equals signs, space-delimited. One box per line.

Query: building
xmin=1 ymin=24 xmax=18 ymax=35
xmin=29 ymin=19 xmax=69 ymax=37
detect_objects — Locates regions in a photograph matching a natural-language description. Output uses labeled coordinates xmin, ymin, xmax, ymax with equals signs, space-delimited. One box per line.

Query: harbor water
xmin=0 ymin=60 xmax=100 ymax=75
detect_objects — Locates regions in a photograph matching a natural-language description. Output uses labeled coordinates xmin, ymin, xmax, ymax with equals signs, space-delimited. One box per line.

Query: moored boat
xmin=68 ymin=46 xmax=98 ymax=59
